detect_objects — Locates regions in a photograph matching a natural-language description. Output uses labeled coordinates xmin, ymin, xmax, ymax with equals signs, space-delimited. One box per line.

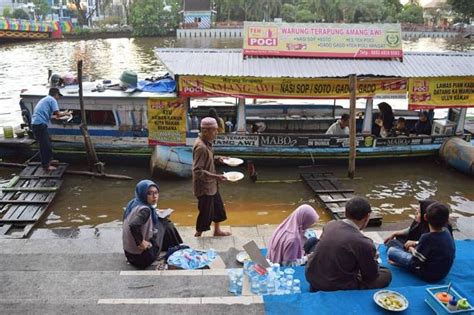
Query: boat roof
xmin=155 ymin=49 xmax=474 ymax=78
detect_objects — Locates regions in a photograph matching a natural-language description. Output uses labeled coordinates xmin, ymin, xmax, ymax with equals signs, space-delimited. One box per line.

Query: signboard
xmin=179 ymin=76 xmax=407 ymax=99
xmin=148 ymin=98 xmax=186 ymax=145
xmin=374 ymin=135 xmax=471 ymax=147
xmin=408 ymin=77 xmax=474 ymax=109
xmin=243 ymin=22 xmax=403 ymax=59
xmin=259 ymin=135 xmax=366 ymax=148
xmin=214 ymin=134 xmax=259 ymax=147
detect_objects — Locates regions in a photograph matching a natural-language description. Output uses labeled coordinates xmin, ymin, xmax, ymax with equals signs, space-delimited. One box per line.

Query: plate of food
xmin=223 ymin=157 xmax=244 ymax=167
xmin=374 ymin=290 xmax=408 ymax=312
xmin=223 ymin=171 xmax=244 ymax=182
xmin=236 ymin=251 xmax=250 ymax=263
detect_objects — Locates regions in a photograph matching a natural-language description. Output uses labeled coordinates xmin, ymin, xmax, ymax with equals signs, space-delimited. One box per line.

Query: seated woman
xmin=267 ymin=204 xmax=319 ymax=266
xmin=384 ymin=199 xmax=453 ymax=248
xmin=122 ymin=180 xmax=183 ymax=269
xmin=411 ymin=111 xmax=432 ymax=135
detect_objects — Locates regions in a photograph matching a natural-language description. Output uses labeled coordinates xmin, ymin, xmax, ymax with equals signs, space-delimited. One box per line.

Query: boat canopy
xmin=155 ymin=49 xmax=474 ymax=78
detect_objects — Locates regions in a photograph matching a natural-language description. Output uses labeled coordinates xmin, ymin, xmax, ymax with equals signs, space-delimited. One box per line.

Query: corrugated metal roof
xmin=155 ymin=48 xmax=474 ymax=78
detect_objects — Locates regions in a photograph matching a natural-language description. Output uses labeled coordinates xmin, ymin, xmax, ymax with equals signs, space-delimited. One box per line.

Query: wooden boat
xmin=2 ymin=49 xmax=473 ymax=177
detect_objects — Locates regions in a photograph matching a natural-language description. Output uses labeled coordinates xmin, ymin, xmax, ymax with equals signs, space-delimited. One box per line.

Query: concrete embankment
xmin=1 ymin=225 xmax=472 ymax=314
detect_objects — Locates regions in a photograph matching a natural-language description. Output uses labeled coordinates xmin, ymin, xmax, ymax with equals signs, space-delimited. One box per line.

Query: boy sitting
xmin=389 ymin=117 xmax=410 ymax=137
xmin=386 ymin=202 xmax=455 ymax=282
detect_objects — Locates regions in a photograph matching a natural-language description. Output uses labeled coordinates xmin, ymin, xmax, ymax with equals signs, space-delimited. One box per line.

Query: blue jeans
xmin=32 ymin=124 xmax=53 ymax=168
xmin=386 ymin=239 xmax=413 ymax=269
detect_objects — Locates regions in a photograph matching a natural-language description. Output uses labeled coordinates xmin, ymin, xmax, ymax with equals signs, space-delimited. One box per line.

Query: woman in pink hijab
xmin=267 ymin=204 xmax=319 ymax=266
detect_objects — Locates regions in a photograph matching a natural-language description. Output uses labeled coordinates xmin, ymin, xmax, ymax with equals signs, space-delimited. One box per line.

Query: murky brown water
xmin=0 ymin=36 xmax=472 ymax=229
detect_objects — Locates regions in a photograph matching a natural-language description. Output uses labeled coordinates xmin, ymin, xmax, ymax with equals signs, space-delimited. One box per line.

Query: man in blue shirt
xmin=31 ymin=88 xmax=71 ymax=171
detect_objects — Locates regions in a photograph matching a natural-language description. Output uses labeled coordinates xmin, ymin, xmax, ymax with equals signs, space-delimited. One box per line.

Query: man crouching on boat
xmin=192 ymin=117 xmax=231 ymax=237
xmin=31 ymin=88 xmax=71 ymax=171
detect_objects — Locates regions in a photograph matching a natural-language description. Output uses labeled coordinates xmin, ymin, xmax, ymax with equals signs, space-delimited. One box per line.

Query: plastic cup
xmin=292 ymin=286 xmax=302 ymax=294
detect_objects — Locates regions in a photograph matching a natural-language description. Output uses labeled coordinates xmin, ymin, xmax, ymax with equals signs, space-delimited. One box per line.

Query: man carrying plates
xmin=192 ymin=117 xmax=232 ymax=237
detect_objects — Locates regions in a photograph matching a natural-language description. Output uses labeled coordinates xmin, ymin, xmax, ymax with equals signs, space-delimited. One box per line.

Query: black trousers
xmin=32 ymin=124 xmax=53 ymax=168
xmin=196 ymin=192 xmax=227 ymax=232
xmin=124 ymin=238 xmax=160 ymax=269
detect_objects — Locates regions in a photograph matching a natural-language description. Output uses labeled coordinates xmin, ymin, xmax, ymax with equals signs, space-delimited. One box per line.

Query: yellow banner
xmin=243 ymin=22 xmax=403 ymax=59
xmin=179 ymin=76 xmax=407 ymax=99
xmin=408 ymin=77 xmax=474 ymax=109
xmin=148 ymin=98 xmax=186 ymax=145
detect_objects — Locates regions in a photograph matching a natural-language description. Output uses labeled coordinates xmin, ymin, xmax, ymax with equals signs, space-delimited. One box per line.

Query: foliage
xmin=295 ymin=9 xmax=313 ymax=22
xmin=213 ymin=0 xmax=403 ymax=23
xmin=32 ymin=0 xmax=50 ymax=17
xmin=447 ymin=0 xmax=474 ymax=23
xmin=281 ymin=3 xmax=296 ymax=22
xmin=12 ymin=9 xmax=30 ymax=19
xmin=397 ymin=3 xmax=423 ymax=24
xmin=2 ymin=7 xmax=12 ymax=17
xmin=130 ymin=0 xmax=180 ymax=36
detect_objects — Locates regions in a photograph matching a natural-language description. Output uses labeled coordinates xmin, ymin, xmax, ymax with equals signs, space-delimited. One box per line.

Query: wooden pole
xmin=348 ymin=74 xmax=357 ymax=179
xmin=77 ymin=60 xmax=104 ymax=174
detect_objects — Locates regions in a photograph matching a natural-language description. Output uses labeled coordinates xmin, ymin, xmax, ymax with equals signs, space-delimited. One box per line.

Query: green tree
xmin=447 ymin=0 xmax=474 ymax=22
xmin=2 ymin=7 xmax=12 ymax=17
xmin=281 ymin=3 xmax=296 ymax=22
xmin=130 ymin=0 xmax=180 ymax=36
xmin=397 ymin=3 xmax=423 ymax=24
xmin=295 ymin=8 xmax=313 ymax=22
xmin=32 ymin=0 xmax=50 ymax=17
xmin=12 ymin=8 xmax=30 ymax=19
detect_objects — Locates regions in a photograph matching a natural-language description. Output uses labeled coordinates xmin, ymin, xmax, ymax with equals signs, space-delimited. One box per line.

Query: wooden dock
xmin=0 ymin=162 xmax=67 ymax=238
xmin=300 ymin=167 xmax=383 ymax=227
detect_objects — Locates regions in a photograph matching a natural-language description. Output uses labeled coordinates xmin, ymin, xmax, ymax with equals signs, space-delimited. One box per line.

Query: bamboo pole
xmin=348 ymin=74 xmax=357 ymax=179
xmin=77 ymin=60 xmax=104 ymax=174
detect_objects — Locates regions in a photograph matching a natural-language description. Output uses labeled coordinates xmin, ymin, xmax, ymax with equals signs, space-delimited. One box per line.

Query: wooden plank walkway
xmin=0 ymin=162 xmax=67 ymax=238
xmin=300 ymin=167 xmax=383 ymax=227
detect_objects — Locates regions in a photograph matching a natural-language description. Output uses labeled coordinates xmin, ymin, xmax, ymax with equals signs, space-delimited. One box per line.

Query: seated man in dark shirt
xmin=411 ymin=111 xmax=432 ymax=135
xmin=389 ymin=117 xmax=410 ymax=137
xmin=387 ymin=202 xmax=455 ymax=282
xmin=305 ymin=197 xmax=392 ymax=291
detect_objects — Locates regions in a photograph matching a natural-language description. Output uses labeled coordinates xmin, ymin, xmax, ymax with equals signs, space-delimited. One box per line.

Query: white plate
xmin=236 ymin=251 xmax=250 ymax=263
xmin=58 ymin=114 xmax=73 ymax=121
xmin=223 ymin=171 xmax=244 ymax=182
xmin=223 ymin=157 xmax=244 ymax=167
xmin=373 ymin=290 xmax=409 ymax=312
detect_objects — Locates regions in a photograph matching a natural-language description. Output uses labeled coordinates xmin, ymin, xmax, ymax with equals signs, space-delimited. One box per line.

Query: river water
xmin=0 ymin=36 xmax=472 ymax=230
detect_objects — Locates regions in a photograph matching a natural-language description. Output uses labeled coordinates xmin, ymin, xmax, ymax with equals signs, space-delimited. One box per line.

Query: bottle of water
xmin=228 ymin=271 xmax=237 ymax=294
xmin=292 ymin=286 xmax=302 ymax=294
xmin=251 ymin=276 xmax=260 ymax=294
xmin=236 ymin=280 xmax=243 ymax=295
xmin=207 ymin=248 xmax=216 ymax=260
xmin=267 ymin=279 xmax=276 ymax=295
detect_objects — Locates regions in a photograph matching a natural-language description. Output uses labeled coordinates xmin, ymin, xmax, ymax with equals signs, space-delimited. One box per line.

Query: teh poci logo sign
xmin=248 ymin=27 xmax=278 ymax=47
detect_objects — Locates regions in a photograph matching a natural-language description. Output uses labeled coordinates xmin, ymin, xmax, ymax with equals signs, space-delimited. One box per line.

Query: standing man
xmin=31 ymin=88 xmax=71 ymax=171
xmin=305 ymin=196 xmax=392 ymax=291
xmin=192 ymin=117 xmax=231 ymax=237
xmin=325 ymin=113 xmax=350 ymax=135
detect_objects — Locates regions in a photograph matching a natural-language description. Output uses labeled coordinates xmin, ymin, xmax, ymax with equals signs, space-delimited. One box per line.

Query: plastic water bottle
xmin=236 ymin=280 xmax=243 ymax=295
xmin=284 ymin=268 xmax=295 ymax=277
xmin=251 ymin=276 xmax=260 ymax=294
xmin=267 ymin=279 xmax=276 ymax=295
xmin=207 ymin=248 xmax=216 ymax=260
xmin=191 ymin=116 xmax=199 ymax=130
xmin=292 ymin=286 xmax=302 ymax=294
xmin=259 ymin=280 xmax=268 ymax=295
xmin=272 ymin=263 xmax=280 ymax=274
xmin=228 ymin=270 xmax=237 ymax=294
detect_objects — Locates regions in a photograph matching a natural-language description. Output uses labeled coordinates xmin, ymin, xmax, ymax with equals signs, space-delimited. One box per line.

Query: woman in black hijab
xmin=377 ymin=102 xmax=395 ymax=132
xmin=384 ymin=199 xmax=453 ymax=247
xmin=412 ymin=111 xmax=432 ymax=135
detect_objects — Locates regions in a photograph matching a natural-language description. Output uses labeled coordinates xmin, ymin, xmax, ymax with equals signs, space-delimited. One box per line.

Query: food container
xmin=3 ymin=126 xmax=13 ymax=138
xmin=425 ymin=285 xmax=473 ymax=314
